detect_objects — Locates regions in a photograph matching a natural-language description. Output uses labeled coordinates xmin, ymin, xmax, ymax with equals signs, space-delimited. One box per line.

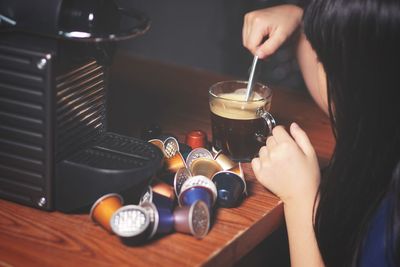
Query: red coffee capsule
xmin=185 ymin=130 xmax=208 ymax=149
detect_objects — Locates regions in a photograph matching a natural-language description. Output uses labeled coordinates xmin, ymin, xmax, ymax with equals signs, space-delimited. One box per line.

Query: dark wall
xmin=117 ymin=0 xmax=305 ymax=91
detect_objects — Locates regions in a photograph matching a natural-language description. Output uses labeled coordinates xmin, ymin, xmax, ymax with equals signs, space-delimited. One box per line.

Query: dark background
xmin=116 ymin=0 xmax=306 ymax=92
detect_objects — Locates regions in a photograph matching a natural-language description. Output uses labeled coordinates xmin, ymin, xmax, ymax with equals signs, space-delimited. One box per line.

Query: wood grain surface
xmin=0 ymin=52 xmax=334 ymax=267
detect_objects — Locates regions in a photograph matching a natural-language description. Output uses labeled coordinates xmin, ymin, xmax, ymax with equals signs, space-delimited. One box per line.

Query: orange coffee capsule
xmin=152 ymin=179 xmax=176 ymax=201
xmin=90 ymin=193 xmax=123 ymax=232
xmin=185 ymin=130 xmax=207 ymax=149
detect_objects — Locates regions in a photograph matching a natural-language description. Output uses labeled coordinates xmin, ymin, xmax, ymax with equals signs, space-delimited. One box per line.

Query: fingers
xmin=251 ymin=157 xmax=261 ymax=175
xmin=243 ymin=11 xmax=272 ymax=58
xmin=256 ymin=29 xmax=286 ymax=58
xmin=271 ymin=125 xmax=293 ymax=143
xmin=266 ymin=135 xmax=276 ymax=148
xmin=290 ymin=122 xmax=316 ymax=157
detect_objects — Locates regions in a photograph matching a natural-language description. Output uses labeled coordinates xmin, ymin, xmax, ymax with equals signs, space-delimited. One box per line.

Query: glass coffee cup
xmin=209 ymin=80 xmax=276 ymax=162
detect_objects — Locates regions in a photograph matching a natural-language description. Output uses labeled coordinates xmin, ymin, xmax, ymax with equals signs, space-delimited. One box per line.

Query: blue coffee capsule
xmin=155 ymin=205 xmax=174 ymax=234
xmin=140 ymin=201 xmax=174 ymax=236
xmin=211 ymin=171 xmax=246 ymax=208
xmin=179 ymin=187 xmax=213 ymax=211
xmin=178 ymin=175 xmax=217 ymax=210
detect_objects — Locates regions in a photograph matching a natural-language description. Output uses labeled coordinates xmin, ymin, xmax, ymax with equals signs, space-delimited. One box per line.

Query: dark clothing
xmin=359 ymin=196 xmax=397 ymax=267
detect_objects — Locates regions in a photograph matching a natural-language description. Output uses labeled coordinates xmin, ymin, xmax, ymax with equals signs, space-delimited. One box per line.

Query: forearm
xmin=284 ymin=201 xmax=324 ymax=267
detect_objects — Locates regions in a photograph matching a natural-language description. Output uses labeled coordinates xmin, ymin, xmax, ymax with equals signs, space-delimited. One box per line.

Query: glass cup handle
xmin=256 ymin=108 xmax=276 ymax=142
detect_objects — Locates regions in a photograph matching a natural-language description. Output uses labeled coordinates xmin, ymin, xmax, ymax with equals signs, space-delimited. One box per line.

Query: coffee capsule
xmin=179 ymin=175 xmax=218 ymax=210
xmin=211 ymin=170 xmax=246 ymax=208
xmin=213 ymin=151 xmax=237 ymax=171
xmin=185 ymin=130 xmax=208 ymax=149
xmin=148 ymin=139 xmax=165 ymax=153
xmin=174 ymin=200 xmax=210 ymax=239
xmin=90 ymin=193 xmax=123 ymax=232
xmin=174 ymin=167 xmax=192 ymax=197
xmin=164 ymin=151 xmax=187 ymax=173
xmin=140 ymin=186 xmax=175 ymax=211
xmin=185 ymin=148 xmax=213 ymax=168
xmin=163 ymin=136 xmax=180 ymax=158
xmin=140 ymin=202 xmax=159 ymax=240
xmin=189 ymin=158 xmax=222 ymax=179
xmin=151 ymin=179 xmax=175 ymax=201
xmin=228 ymin=162 xmax=245 ymax=181
xmin=141 ymin=200 xmax=174 ymax=235
xmin=179 ymin=142 xmax=192 ymax=160
xmin=110 ymin=205 xmax=150 ymax=245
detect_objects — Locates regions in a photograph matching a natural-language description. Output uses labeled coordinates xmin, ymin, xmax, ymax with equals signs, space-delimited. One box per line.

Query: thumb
xmin=290 ymin=122 xmax=316 ymax=157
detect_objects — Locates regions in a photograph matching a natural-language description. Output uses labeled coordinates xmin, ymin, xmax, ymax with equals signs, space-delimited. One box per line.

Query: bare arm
xmin=252 ymin=124 xmax=325 ymax=267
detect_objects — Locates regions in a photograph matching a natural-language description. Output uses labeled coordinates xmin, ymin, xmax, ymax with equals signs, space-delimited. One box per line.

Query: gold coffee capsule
xmin=228 ymin=162 xmax=244 ymax=178
xmin=152 ymin=179 xmax=176 ymax=201
xmin=148 ymin=139 xmax=165 ymax=153
xmin=189 ymin=158 xmax=222 ymax=179
xmin=214 ymin=151 xmax=236 ymax=171
xmin=185 ymin=147 xmax=214 ymax=168
xmin=90 ymin=193 xmax=124 ymax=232
xmin=164 ymin=151 xmax=187 ymax=173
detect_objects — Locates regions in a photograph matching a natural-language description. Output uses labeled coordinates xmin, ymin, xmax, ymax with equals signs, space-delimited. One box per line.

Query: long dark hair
xmin=303 ymin=0 xmax=400 ymax=266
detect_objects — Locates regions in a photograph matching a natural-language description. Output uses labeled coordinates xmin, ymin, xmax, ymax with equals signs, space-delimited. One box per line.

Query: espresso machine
xmin=0 ymin=0 xmax=163 ymax=212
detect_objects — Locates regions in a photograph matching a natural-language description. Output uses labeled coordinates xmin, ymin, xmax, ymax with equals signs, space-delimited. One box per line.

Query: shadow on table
xmin=234 ymin=222 xmax=290 ymax=267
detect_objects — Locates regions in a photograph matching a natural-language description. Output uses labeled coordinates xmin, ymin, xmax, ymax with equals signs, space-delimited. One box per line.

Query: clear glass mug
xmin=209 ymin=80 xmax=276 ymax=162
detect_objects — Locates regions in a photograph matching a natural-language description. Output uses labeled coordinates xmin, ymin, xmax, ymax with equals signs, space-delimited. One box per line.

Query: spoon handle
xmin=245 ymin=55 xmax=259 ymax=101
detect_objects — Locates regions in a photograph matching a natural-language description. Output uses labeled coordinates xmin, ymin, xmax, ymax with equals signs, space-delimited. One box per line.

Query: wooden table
xmin=0 ymin=52 xmax=334 ymax=267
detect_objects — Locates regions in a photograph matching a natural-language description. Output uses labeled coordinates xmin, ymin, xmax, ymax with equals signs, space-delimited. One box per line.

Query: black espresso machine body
xmin=0 ymin=0 xmax=163 ymax=212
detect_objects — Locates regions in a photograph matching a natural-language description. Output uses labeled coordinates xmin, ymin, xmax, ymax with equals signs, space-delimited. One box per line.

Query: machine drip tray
xmin=56 ymin=132 xmax=163 ymax=213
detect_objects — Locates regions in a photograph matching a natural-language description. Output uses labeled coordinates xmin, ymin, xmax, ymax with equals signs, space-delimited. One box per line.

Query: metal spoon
xmin=245 ymin=55 xmax=259 ymax=101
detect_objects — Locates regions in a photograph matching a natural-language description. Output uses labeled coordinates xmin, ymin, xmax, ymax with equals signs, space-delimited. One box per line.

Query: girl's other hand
xmin=251 ymin=123 xmax=320 ymax=206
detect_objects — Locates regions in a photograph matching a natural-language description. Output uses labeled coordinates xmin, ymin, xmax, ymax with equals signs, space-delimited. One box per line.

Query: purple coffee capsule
xmin=179 ymin=175 xmax=217 ymax=210
xmin=211 ymin=170 xmax=246 ymax=208
xmin=110 ymin=205 xmax=150 ymax=246
xmin=185 ymin=148 xmax=213 ymax=168
xmin=174 ymin=200 xmax=210 ymax=239
xmin=174 ymin=167 xmax=192 ymax=197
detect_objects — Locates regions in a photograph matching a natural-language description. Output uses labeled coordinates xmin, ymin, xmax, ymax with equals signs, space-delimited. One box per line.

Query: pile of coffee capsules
xmin=90 ymin=130 xmax=247 ymax=245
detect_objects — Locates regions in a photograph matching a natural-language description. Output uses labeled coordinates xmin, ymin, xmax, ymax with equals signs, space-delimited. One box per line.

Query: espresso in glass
xmin=209 ymin=81 xmax=275 ymax=162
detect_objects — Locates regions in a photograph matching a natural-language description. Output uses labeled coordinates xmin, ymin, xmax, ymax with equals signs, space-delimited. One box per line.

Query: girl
xmin=243 ymin=1 xmax=400 ymax=266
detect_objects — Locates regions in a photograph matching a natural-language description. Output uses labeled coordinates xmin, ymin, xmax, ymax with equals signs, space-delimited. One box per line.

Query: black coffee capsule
xmin=211 ymin=170 xmax=246 ymax=208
